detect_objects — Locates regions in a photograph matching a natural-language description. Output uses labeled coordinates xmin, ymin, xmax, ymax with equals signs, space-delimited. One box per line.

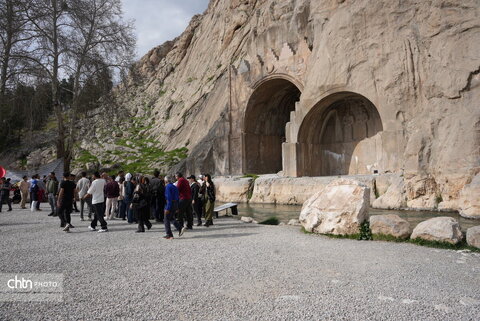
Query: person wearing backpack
xmin=131 ymin=176 xmax=152 ymax=233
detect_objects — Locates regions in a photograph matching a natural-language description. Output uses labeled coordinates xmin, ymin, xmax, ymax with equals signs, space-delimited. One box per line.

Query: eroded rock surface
xmin=466 ymin=226 xmax=480 ymax=249
xmin=370 ymin=214 xmax=411 ymax=239
xmin=411 ymin=217 xmax=463 ymax=245
xmin=214 ymin=176 xmax=253 ymax=203
xmin=458 ymin=174 xmax=480 ymax=219
xmin=299 ymin=179 xmax=370 ymax=235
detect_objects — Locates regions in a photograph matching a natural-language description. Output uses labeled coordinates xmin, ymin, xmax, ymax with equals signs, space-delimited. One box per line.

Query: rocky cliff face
xmin=9 ymin=0 xmax=480 ymax=214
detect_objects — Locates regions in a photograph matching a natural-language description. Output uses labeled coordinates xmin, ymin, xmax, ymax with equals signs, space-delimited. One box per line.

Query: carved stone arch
xmin=295 ymin=91 xmax=384 ymax=177
xmin=250 ymin=73 xmax=304 ymax=92
xmin=242 ymin=75 xmax=303 ymax=174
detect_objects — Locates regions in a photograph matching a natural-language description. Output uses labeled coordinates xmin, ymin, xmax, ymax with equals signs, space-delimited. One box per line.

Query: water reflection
xmin=221 ymin=202 xmax=479 ymax=231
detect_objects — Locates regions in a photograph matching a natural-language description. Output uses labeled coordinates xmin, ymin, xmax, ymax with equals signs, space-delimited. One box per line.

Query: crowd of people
xmin=0 ymin=170 xmax=216 ymax=239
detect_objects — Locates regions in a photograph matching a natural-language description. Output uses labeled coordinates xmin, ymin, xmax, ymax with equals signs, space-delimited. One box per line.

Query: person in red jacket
xmin=175 ymin=172 xmax=193 ymax=229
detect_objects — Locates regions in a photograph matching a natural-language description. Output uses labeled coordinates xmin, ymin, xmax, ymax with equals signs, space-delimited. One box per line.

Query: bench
xmin=214 ymin=203 xmax=238 ymax=218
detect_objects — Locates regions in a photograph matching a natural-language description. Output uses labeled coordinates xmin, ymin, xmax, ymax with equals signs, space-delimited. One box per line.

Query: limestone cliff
xmin=13 ymin=0 xmax=480 ymax=213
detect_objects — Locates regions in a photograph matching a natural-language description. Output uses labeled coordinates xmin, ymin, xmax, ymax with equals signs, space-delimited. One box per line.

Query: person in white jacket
xmin=83 ymin=172 xmax=108 ymax=232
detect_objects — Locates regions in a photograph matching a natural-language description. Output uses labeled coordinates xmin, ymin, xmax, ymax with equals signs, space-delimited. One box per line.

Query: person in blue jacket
xmin=163 ymin=175 xmax=185 ymax=239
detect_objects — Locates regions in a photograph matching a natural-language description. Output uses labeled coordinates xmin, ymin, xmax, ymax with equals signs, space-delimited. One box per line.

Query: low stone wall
xmin=213 ymin=176 xmax=253 ymax=203
xmin=213 ymin=173 xmax=480 ymax=217
xmin=214 ymin=174 xmax=375 ymax=205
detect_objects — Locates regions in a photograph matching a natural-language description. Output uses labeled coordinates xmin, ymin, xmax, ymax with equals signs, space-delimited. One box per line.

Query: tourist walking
xmin=57 ymin=172 xmax=77 ymax=232
xmin=77 ymin=172 xmax=92 ymax=221
xmin=188 ymin=175 xmax=203 ymax=226
xmin=131 ymin=177 xmax=152 ymax=233
xmin=36 ymin=175 xmax=46 ymax=210
xmin=0 ymin=177 xmax=12 ymax=212
xmin=175 ymin=172 xmax=193 ymax=229
xmin=19 ymin=176 xmax=29 ymax=209
xmin=46 ymin=172 xmax=59 ymax=216
xmin=117 ymin=177 xmax=125 ymax=219
xmin=83 ymin=172 xmax=108 ymax=232
xmin=105 ymin=175 xmax=120 ymax=220
xmin=201 ymin=174 xmax=215 ymax=227
xmin=150 ymin=170 xmax=165 ymax=222
xmin=124 ymin=173 xmax=136 ymax=223
xmin=30 ymin=175 xmax=40 ymax=211
xmin=163 ymin=175 xmax=184 ymax=239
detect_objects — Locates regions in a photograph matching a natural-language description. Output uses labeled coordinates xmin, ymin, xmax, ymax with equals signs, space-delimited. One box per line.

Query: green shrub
xmin=408 ymin=238 xmax=480 ymax=252
xmin=358 ymin=221 xmax=372 ymax=240
xmin=259 ymin=216 xmax=280 ymax=225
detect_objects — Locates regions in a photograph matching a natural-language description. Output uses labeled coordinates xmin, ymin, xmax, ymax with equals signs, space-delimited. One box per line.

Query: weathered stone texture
xmin=214 ymin=176 xmax=252 ymax=203
xmin=370 ymin=214 xmax=411 ymax=239
xmin=466 ymin=226 xmax=480 ymax=249
xmin=458 ymin=174 xmax=480 ymax=219
xmin=249 ymin=174 xmax=375 ymax=205
xmin=411 ymin=217 xmax=464 ymax=245
xmin=299 ymin=179 xmax=370 ymax=235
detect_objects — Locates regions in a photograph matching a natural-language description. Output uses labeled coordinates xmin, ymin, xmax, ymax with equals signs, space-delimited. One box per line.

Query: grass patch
xmin=302 ymin=228 xmax=480 ymax=253
xmin=322 ymin=233 xmax=360 ymax=240
xmin=76 ymin=150 xmax=98 ymax=164
xmin=259 ymin=216 xmax=280 ymax=225
xmin=408 ymin=238 xmax=480 ymax=252
xmin=242 ymin=174 xmax=259 ymax=180
xmin=301 ymin=227 xmax=313 ymax=234
xmin=372 ymin=234 xmax=407 ymax=242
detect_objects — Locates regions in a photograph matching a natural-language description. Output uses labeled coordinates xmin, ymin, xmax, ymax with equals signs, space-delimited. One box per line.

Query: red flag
xmin=0 ymin=166 xmax=5 ymax=178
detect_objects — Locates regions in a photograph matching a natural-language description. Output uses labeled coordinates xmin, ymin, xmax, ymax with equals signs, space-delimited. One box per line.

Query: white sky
xmin=123 ymin=0 xmax=210 ymax=58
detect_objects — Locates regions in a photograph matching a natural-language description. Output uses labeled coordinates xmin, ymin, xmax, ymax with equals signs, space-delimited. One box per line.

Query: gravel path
xmin=0 ymin=207 xmax=479 ymax=320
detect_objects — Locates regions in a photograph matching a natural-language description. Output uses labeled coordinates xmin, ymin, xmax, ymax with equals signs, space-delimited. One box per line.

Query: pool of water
xmin=221 ymin=202 xmax=479 ymax=231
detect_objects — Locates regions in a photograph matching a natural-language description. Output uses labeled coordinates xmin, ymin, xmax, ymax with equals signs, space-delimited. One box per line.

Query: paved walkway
xmin=0 ymin=207 xmax=479 ymax=320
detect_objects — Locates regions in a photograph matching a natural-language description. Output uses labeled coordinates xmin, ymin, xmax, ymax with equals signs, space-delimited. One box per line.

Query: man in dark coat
xmin=188 ymin=175 xmax=202 ymax=226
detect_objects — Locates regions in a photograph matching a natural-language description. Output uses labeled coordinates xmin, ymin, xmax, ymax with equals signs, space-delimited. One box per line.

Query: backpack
xmin=131 ymin=185 xmax=148 ymax=209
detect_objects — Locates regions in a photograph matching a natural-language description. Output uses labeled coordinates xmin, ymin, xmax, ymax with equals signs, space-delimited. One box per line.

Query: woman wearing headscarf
xmin=201 ymin=174 xmax=215 ymax=227
xmin=124 ymin=173 xmax=136 ymax=223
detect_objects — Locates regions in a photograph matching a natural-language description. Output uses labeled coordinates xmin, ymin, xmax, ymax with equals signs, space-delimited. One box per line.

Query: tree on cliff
xmin=62 ymin=0 xmax=135 ymax=170
xmin=12 ymin=0 xmax=135 ymax=171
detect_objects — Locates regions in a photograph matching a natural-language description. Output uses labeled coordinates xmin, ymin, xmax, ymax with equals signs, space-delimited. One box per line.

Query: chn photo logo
xmin=7 ymin=275 xmax=33 ymax=291
xmin=0 ymin=273 xmax=63 ymax=302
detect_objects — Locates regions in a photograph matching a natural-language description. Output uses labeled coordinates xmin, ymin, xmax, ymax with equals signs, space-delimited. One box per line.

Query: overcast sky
xmin=123 ymin=0 xmax=210 ymax=58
